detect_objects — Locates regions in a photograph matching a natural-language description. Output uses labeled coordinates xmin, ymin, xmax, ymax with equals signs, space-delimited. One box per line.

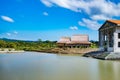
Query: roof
xmin=71 ymin=35 xmax=88 ymax=42
xmin=57 ymin=37 xmax=70 ymax=43
xmin=57 ymin=34 xmax=90 ymax=45
xmin=99 ymin=20 xmax=120 ymax=30
xmin=66 ymin=41 xmax=91 ymax=45
xmin=107 ymin=20 xmax=120 ymax=24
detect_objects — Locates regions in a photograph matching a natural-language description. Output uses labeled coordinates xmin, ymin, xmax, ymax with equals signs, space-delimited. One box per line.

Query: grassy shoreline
xmin=26 ymin=48 xmax=99 ymax=54
xmin=0 ymin=47 xmax=99 ymax=55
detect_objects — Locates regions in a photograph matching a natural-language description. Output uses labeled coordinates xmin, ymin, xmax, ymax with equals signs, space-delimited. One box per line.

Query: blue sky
xmin=0 ymin=0 xmax=120 ymax=41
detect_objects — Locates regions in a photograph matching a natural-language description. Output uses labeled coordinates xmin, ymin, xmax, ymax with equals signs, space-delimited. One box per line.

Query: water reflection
xmin=0 ymin=52 xmax=120 ymax=80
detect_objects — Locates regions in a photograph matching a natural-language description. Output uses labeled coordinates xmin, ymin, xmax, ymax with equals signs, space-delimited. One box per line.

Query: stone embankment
xmin=83 ymin=51 xmax=120 ymax=60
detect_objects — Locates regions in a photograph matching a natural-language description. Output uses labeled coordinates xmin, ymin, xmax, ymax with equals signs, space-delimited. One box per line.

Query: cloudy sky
xmin=0 ymin=0 xmax=120 ymax=41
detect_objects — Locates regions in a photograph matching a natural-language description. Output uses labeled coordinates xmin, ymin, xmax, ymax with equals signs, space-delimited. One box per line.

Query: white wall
xmin=114 ymin=27 xmax=120 ymax=52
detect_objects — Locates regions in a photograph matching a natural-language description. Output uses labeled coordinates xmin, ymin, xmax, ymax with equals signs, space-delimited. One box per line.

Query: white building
xmin=99 ymin=20 xmax=120 ymax=52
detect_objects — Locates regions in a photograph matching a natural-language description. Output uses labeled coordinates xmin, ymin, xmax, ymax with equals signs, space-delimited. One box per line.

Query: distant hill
xmin=0 ymin=38 xmax=35 ymax=42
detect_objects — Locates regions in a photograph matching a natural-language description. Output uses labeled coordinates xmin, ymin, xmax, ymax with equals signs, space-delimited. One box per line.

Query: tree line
xmin=0 ymin=39 xmax=57 ymax=51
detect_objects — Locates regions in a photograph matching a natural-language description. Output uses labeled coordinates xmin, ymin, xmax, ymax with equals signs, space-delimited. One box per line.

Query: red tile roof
xmin=107 ymin=20 xmax=120 ymax=24
xmin=99 ymin=20 xmax=120 ymax=30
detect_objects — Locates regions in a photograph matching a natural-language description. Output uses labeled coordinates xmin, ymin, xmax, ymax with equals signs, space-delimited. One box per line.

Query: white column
xmin=107 ymin=31 xmax=109 ymax=51
xmin=99 ymin=31 xmax=104 ymax=51
xmin=113 ymin=32 xmax=118 ymax=52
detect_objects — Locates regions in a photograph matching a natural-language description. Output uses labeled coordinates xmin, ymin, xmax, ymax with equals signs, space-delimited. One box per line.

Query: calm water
xmin=0 ymin=52 xmax=120 ymax=80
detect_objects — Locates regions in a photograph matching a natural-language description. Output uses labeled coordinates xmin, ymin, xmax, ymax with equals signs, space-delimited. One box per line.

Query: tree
xmin=7 ymin=42 xmax=16 ymax=48
xmin=0 ymin=40 xmax=6 ymax=48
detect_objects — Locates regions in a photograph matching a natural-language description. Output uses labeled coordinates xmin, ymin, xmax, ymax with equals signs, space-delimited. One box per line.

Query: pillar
xmin=99 ymin=30 xmax=105 ymax=51
xmin=106 ymin=30 xmax=109 ymax=51
xmin=113 ymin=32 xmax=118 ymax=52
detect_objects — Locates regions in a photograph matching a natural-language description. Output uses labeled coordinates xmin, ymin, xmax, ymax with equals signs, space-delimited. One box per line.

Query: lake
xmin=0 ymin=52 xmax=120 ymax=80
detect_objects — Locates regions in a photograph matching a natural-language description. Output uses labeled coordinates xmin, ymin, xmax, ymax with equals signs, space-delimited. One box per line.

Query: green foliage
xmin=90 ymin=40 xmax=99 ymax=48
xmin=0 ymin=40 xmax=6 ymax=48
xmin=90 ymin=43 xmax=98 ymax=48
xmin=0 ymin=39 xmax=57 ymax=51
xmin=7 ymin=42 xmax=16 ymax=48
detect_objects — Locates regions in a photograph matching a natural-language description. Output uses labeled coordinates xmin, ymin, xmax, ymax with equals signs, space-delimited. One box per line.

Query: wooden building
xmin=99 ymin=20 xmax=120 ymax=52
xmin=57 ymin=37 xmax=71 ymax=48
xmin=57 ymin=35 xmax=91 ymax=48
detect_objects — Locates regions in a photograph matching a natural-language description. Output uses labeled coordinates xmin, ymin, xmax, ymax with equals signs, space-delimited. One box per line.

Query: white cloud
xmin=78 ymin=18 xmax=101 ymax=30
xmin=6 ymin=33 xmax=11 ymax=36
xmin=13 ymin=31 xmax=18 ymax=34
xmin=78 ymin=21 xmax=86 ymax=26
xmin=70 ymin=26 xmax=78 ymax=30
xmin=1 ymin=16 xmax=14 ymax=23
xmin=43 ymin=12 xmax=48 ymax=16
xmin=41 ymin=0 xmax=120 ymax=30
xmin=41 ymin=0 xmax=120 ymax=20
xmin=91 ymin=15 xmax=112 ymax=20
xmin=41 ymin=0 xmax=53 ymax=7
xmin=6 ymin=31 xmax=18 ymax=37
xmin=41 ymin=0 xmax=81 ymax=12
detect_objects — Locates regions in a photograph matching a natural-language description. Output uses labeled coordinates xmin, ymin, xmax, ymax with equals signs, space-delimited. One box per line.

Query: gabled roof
xmin=66 ymin=41 xmax=91 ymax=45
xmin=57 ymin=37 xmax=70 ymax=43
xmin=107 ymin=20 xmax=120 ymax=24
xmin=99 ymin=20 xmax=120 ymax=30
xmin=71 ymin=34 xmax=88 ymax=42
xmin=57 ymin=34 xmax=90 ymax=44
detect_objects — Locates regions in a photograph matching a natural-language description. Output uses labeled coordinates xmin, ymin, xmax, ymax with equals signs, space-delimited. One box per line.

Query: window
xmin=109 ymin=34 xmax=113 ymax=47
xmin=118 ymin=42 xmax=120 ymax=47
xmin=118 ymin=33 xmax=120 ymax=38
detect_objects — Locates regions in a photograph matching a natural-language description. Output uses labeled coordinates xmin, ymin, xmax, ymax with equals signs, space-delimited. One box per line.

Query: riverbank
xmin=29 ymin=48 xmax=99 ymax=54
xmin=1 ymin=47 xmax=120 ymax=60
xmin=0 ymin=48 xmax=98 ymax=54
xmin=83 ymin=51 xmax=120 ymax=60
xmin=83 ymin=51 xmax=109 ymax=60
xmin=0 ymin=50 xmax=25 ymax=53
xmin=0 ymin=48 xmax=24 ymax=53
